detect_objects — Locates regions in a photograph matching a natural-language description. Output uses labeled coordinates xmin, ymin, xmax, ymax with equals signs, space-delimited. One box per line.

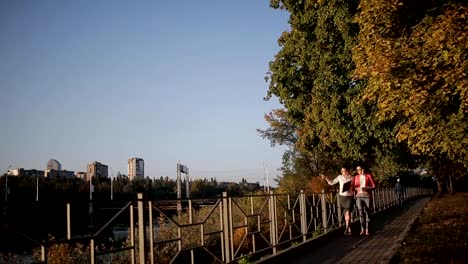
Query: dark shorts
xmin=339 ymin=195 xmax=354 ymax=211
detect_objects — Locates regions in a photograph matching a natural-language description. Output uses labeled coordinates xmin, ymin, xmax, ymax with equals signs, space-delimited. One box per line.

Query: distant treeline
xmin=0 ymin=175 xmax=263 ymax=202
xmin=0 ymin=175 xmax=263 ymax=251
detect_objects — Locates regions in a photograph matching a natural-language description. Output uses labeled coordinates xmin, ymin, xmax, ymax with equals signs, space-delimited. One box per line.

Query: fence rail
xmin=21 ymin=187 xmax=431 ymax=263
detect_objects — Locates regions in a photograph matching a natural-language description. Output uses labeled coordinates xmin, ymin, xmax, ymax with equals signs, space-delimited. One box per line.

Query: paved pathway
xmin=290 ymin=197 xmax=430 ymax=264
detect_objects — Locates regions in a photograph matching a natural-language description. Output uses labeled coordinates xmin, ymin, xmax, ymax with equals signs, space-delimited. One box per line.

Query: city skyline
xmin=0 ymin=1 xmax=289 ymax=185
xmin=4 ymin=156 xmax=276 ymax=184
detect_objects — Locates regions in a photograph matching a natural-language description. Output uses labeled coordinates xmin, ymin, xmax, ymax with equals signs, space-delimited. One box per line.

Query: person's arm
xmin=353 ymin=176 xmax=360 ymax=193
xmin=367 ymin=174 xmax=376 ymax=189
xmin=320 ymin=174 xmax=338 ymax=185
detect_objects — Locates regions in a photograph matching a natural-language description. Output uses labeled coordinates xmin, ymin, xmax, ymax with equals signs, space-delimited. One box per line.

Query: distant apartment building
xmin=7 ymin=168 xmax=45 ymax=177
xmin=6 ymin=169 xmax=20 ymax=176
xmin=74 ymin=171 xmax=87 ymax=180
xmin=60 ymin=170 xmax=74 ymax=178
xmin=128 ymin=157 xmax=144 ymax=181
xmin=45 ymin=169 xmax=74 ymax=179
xmin=87 ymin=161 xmax=108 ymax=181
xmin=46 ymin=159 xmax=62 ymax=171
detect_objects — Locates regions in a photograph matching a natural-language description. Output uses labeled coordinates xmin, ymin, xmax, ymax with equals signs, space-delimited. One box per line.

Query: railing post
xmin=250 ymin=196 xmax=257 ymax=253
xmin=385 ymin=188 xmax=390 ymax=208
xmin=90 ymin=238 xmax=95 ymax=264
xmin=137 ymin=193 xmax=145 ymax=264
xmin=334 ymin=193 xmax=340 ymax=227
xmin=374 ymin=189 xmax=379 ymax=212
xmin=222 ymin=192 xmax=231 ymax=262
xmin=299 ymin=190 xmax=307 ymax=242
xmin=189 ymin=199 xmax=195 ymax=264
xmin=41 ymin=245 xmax=46 ymax=262
xmin=148 ymin=200 xmax=154 ymax=264
xmin=386 ymin=188 xmax=389 ymax=206
xmin=67 ymin=203 xmax=71 ymax=240
xmin=375 ymin=189 xmax=383 ymax=211
xmin=269 ymin=191 xmax=278 ymax=254
xmin=389 ymin=188 xmax=393 ymax=206
xmin=229 ymin=197 xmax=235 ymax=258
xmin=130 ymin=204 xmax=135 ymax=264
xmin=321 ymin=190 xmax=328 ymax=232
xmin=370 ymin=190 xmax=375 ymax=214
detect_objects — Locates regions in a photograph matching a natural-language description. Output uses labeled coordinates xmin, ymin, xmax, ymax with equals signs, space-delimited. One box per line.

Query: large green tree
xmin=267 ymin=0 xmax=363 ymax=159
xmin=264 ymin=0 xmax=414 ymax=189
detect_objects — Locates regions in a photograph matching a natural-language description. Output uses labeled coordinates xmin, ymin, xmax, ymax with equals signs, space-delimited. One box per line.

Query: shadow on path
xmin=260 ymin=198 xmax=427 ymax=264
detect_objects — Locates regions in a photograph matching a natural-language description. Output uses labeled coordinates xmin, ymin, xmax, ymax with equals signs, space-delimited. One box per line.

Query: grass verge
xmin=392 ymin=192 xmax=468 ymax=263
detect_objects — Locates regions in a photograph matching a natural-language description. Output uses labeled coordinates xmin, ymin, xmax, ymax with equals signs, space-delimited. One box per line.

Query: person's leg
xmin=349 ymin=197 xmax=355 ymax=234
xmin=344 ymin=209 xmax=352 ymax=234
xmin=340 ymin=196 xmax=352 ymax=235
xmin=362 ymin=197 xmax=371 ymax=234
xmin=356 ymin=197 xmax=365 ymax=234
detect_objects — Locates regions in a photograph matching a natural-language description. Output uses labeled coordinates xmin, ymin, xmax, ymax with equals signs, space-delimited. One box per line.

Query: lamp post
xmin=89 ymin=174 xmax=93 ymax=201
xmin=36 ymin=174 xmax=39 ymax=202
xmin=4 ymin=165 xmax=12 ymax=217
xmin=89 ymin=172 xmax=94 ymax=230
xmin=109 ymin=166 xmax=113 ymax=201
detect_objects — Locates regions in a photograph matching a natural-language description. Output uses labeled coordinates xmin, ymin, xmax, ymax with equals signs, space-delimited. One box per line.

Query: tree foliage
xmin=264 ymin=0 xmax=466 ymax=193
xmin=353 ymin=0 xmax=467 ymax=167
xmin=264 ymin=0 xmax=414 ymax=191
xmin=266 ymin=0 xmax=364 ymax=158
xmin=257 ymin=109 xmax=298 ymax=147
xmin=351 ymin=0 xmax=467 ymax=193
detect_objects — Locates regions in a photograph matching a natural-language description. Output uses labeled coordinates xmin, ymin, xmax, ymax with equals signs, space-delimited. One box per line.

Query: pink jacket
xmin=353 ymin=173 xmax=376 ymax=197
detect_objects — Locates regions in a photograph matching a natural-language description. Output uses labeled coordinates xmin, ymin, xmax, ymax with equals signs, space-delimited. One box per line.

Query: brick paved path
xmin=290 ymin=197 xmax=431 ymax=264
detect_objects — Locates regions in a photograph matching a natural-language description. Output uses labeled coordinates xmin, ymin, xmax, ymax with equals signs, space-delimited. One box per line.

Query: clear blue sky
xmin=0 ymin=0 xmax=289 ymax=185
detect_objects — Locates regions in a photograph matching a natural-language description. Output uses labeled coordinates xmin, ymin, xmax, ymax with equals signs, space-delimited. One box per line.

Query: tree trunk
xmin=447 ymin=173 xmax=454 ymax=195
xmin=436 ymin=177 xmax=443 ymax=197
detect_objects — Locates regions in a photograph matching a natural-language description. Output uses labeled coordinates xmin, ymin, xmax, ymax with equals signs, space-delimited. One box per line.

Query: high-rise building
xmin=46 ymin=159 xmax=62 ymax=171
xmin=128 ymin=157 xmax=144 ymax=181
xmin=87 ymin=161 xmax=108 ymax=181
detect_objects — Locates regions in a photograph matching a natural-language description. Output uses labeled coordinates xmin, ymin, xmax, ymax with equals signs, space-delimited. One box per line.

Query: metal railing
xmin=25 ymin=187 xmax=431 ymax=263
xmin=28 ymin=200 xmax=135 ymax=264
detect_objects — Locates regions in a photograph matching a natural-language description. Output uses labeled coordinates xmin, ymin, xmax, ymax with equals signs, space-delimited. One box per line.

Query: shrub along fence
xmin=30 ymin=187 xmax=431 ymax=263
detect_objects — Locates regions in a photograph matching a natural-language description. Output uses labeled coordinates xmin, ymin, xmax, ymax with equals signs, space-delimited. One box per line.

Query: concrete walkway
xmin=260 ymin=197 xmax=431 ymax=264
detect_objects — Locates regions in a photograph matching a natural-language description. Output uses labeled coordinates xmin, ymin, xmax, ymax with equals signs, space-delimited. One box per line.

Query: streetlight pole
xmin=36 ymin=175 xmax=39 ymax=202
xmin=4 ymin=165 xmax=12 ymax=217
xmin=109 ymin=166 xmax=113 ymax=201
xmin=89 ymin=175 xmax=93 ymax=201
